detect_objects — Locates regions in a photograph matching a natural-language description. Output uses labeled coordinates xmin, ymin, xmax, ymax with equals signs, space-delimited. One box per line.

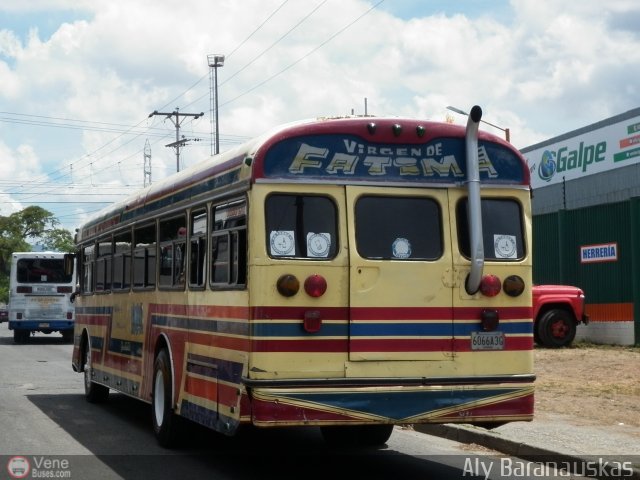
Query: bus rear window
xmin=17 ymin=258 xmax=72 ymax=284
xmin=457 ymin=198 xmax=525 ymax=260
xmin=355 ymin=196 xmax=443 ymax=260
xmin=265 ymin=195 xmax=337 ymax=259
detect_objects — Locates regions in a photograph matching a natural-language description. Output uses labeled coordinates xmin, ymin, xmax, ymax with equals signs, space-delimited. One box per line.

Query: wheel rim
xmin=154 ymin=370 xmax=165 ymax=426
xmin=550 ymin=319 xmax=569 ymax=338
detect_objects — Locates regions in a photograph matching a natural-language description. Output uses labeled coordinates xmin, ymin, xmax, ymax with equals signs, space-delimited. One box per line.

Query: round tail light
xmin=277 ymin=274 xmax=299 ymax=297
xmin=304 ymin=274 xmax=327 ymax=297
xmin=503 ymin=275 xmax=525 ymax=297
xmin=480 ymin=274 xmax=501 ymax=297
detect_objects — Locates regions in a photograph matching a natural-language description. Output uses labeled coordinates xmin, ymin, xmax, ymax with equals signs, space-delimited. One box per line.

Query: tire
xmin=152 ymin=349 xmax=181 ymax=448
xmin=320 ymin=424 xmax=394 ymax=447
xmin=13 ymin=329 xmax=29 ymax=344
xmin=537 ymin=309 xmax=577 ymax=348
xmin=84 ymin=342 xmax=109 ymax=403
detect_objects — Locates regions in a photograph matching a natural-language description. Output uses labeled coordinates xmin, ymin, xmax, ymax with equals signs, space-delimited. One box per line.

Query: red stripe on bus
xmin=251 ymin=398 xmax=358 ymax=423
xmin=250 ymin=336 xmax=532 ymax=353
xmin=350 ymin=338 xmax=453 ymax=352
xmin=184 ymin=376 xmax=239 ymax=410
xmin=186 ymin=331 xmax=251 ymax=351
xmin=185 ymin=375 xmax=217 ymax=401
xmin=76 ymin=315 xmax=110 ymax=326
xmin=150 ymin=304 xmax=250 ymax=319
xmin=251 ymin=306 xmax=531 ymax=321
xmin=252 ymin=306 xmax=348 ymax=321
xmin=103 ymin=353 xmax=143 ymax=375
xmin=252 ymin=339 xmax=348 ymax=352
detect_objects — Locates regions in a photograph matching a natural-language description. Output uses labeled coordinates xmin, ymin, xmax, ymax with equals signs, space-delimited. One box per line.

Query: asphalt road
xmin=0 ymin=325 xmax=591 ymax=480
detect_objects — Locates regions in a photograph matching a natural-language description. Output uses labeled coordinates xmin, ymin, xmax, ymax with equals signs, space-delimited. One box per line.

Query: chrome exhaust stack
xmin=465 ymin=105 xmax=484 ymax=294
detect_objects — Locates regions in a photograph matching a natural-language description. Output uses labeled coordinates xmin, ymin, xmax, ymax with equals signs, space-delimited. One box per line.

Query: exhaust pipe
xmin=465 ymin=105 xmax=484 ymax=294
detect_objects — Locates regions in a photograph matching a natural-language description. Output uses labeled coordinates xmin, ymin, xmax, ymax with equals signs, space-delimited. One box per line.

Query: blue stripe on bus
xmin=152 ymin=314 xmax=249 ymax=336
xmin=108 ymin=338 xmax=143 ymax=357
xmin=251 ymin=321 xmax=531 ymax=337
xmin=186 ymin=353 xmax=244 ymax=384
xmin=76 ymin=306 xmax=113 ymax=315
xmin=120 ymin=168 xmax=242 ymax=223
xmin=90 ymin=335 xmax=104 ymax=351
xmin=180 ymin=400 xmax=239 ymax=433
xmin=251 ymin=322 xmax=349 ymax=337
xmin=283 ymin=387 xmax=522 ymax=421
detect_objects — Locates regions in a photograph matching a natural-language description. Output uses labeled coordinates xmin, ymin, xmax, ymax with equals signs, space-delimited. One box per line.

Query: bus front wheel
xmin=152 ymin=349 xmax=181 ymax=448
xmin=84 ymin=343 xmax=109 ymax=403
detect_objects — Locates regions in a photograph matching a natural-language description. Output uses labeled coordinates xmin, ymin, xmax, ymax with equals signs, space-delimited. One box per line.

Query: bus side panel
xmin=137 ymin=291 xmax=251 ymax=435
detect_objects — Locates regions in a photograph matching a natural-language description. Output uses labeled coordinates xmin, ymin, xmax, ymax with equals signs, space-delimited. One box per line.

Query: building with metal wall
xmin=522 ymin=107 xmax=640 ymax=345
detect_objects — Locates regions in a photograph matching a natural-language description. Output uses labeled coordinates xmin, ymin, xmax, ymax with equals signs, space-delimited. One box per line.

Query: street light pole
xmin=207 ymin=54 xmax=225 ymax=155
xmin=446 ymin=105 xmax=510 ymax=143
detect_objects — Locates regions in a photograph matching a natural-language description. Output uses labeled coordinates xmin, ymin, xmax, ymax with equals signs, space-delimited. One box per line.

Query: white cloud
xmin=1 ymin=0 xmax=640 ymax=229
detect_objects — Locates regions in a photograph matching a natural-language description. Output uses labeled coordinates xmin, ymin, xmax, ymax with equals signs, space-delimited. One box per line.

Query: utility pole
xmin=207 ymin=54 xmax=225 ymax=155
xmin=148 ymin=108 xmax=204 ymax=172
xmin=143 ymin=139 xmax=152 ymax=187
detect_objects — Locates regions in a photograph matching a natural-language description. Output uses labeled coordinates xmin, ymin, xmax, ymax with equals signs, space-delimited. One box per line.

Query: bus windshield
xmin=16 ymin=258 xmax=73 ymax=284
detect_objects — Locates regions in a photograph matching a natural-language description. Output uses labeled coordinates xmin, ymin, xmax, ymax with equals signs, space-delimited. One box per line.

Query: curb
xmin=414 ymin=424 xmax=640 ymax=480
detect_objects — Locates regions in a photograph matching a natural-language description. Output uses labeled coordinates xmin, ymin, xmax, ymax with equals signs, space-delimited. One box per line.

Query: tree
xmin=0 ymin=206 xmax=74 ymax=303
xmin=40 ymin=228 xmax=75 ymax=253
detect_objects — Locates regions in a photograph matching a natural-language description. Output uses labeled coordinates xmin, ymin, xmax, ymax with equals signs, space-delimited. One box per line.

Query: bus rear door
xmin=346 ymin=186 xmax=454 ymax=362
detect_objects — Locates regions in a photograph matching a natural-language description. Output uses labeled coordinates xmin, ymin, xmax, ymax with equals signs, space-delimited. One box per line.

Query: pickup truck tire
xmin=537 ymin=308 xmax=577 ymax=348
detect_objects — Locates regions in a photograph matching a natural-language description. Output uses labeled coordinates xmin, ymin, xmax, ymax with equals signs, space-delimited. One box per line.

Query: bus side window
xmin=211 ymin=200 xmax=247 ymax=288
xmin=95 ymin=236 xmax=113 ymax=292
xmin=189 ymin=207 xmax=207 ymax=288
xmin=159 ymin=215 xmax=187 ymax=289
xmin=133 ymin=223 xmax=157 ymax=289
xmin=113 ymin=229 xmax=132 ymax=291
xmin=82 ymin=244 xmax=95 ymax=293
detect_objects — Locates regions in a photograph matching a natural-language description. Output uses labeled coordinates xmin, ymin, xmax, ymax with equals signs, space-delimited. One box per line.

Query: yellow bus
xmin=71 ymin=107 xmax=534 ymax=447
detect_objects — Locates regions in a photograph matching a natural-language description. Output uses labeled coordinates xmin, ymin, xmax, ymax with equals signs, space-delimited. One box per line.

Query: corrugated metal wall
xmin=533 ymin=200 xmax=633 ymax=305
xmin=532 ymin=200 xmax=640 ymax=347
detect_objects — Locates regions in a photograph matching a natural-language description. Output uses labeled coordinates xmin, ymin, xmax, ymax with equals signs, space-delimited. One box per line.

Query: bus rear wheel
xmin=152 ymin=349 xmax=181 ymax=448
xmin=320 ymin=424 xmax=394 ymax=447
xmin=84 ymin=343 xmax=109 ymax=403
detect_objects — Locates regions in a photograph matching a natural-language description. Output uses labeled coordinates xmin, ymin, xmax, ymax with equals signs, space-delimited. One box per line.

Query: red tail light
xmin=480 ymin=274 xmax=501 ymax=297
xmin=16 ymin=286 xmax=32 ymax=293
xmin=304 ymin=275 xmax=327 ymax=297
xmin=67 ymin=312 xmax=73 ymax=320
xmin=58 ymin=286 xmax=73 ymax=293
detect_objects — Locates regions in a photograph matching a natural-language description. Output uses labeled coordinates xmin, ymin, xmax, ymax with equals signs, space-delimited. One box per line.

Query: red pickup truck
xmin=532 ymin=285 xmax=589 ymax=348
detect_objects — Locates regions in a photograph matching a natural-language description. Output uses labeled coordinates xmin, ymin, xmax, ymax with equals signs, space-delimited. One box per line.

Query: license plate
xmin=471 ymin=331 xmax=505 ymax=350
xmin=38 ymin=323 xmax=50 ymax=328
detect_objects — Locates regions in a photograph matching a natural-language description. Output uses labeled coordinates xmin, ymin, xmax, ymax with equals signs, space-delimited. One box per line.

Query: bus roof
xmin=77 ymin=116 xmax=529 ymax=243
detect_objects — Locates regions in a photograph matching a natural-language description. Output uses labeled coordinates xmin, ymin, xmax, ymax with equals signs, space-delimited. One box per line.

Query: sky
xmin=1 ymin=0 xmax=640 ymax=233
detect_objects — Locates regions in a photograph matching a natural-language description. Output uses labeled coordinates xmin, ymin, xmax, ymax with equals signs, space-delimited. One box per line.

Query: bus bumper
xmin=8 ymin=320 xmax=74 ymax=332
xmin=247 ymin=378 xmax=535 ymax=427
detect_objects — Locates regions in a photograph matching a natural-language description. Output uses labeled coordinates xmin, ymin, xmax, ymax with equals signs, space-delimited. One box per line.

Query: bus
xmin=71 ymin=107 xmax=534 ymax=447
xmin=9 ymin=251 xmax=76 ymax=343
